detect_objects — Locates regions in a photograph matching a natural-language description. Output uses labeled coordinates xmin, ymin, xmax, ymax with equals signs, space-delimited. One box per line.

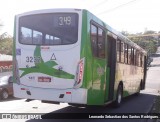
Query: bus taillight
xmin=78 ymin=62 xmax=83 ymax=83
xmin=74 ymin=58 xmax=85 ymax=88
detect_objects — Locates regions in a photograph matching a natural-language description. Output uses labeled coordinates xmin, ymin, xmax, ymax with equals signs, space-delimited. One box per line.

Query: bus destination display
xmin=54 ymin=14 xmax=77 ymax=27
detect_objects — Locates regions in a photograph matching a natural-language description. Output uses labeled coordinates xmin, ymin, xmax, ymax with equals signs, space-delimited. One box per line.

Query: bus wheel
xmin=114 ymin=85 xmax=123 ymax=107
xmin=136 ymin=82 xmax=141 ymax=95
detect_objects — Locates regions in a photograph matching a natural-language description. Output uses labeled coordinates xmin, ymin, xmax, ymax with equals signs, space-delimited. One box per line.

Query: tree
xmin=0 ymin=20 xmax=13 ymax=55
xmin=0 ymin=32 xmax=9 ymax=40
xmin=144 ymin=30 xmax=156 ymax=35
xmin=124 ymin=30 xmax=158 ymax=54
xmin=0 ymin=32 xmax=13 ymax=55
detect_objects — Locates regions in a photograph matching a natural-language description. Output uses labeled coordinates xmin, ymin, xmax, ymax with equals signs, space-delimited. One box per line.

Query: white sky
xmin=0 ymin=0 xmax=160 ymax=36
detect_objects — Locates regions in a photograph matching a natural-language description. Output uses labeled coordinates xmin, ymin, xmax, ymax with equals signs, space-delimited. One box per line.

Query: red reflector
xmin=66 ymin=92 xmax=71 ymax=94
xmin=21 ymin=88 xmax=26 ymax=90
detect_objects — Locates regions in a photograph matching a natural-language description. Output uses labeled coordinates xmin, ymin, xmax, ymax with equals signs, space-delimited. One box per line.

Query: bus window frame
xmin=18 ymin=13 xmax=79 ymax=46
xmin=90 ymin=21 xmax=106 ymax=59
xmin=116 ymin=39 xmax=121 ymax=62
xmin=124 ymin=43 xmax=128 ymax=64
xmin=120 ymin=41 xmax=124 ymax=63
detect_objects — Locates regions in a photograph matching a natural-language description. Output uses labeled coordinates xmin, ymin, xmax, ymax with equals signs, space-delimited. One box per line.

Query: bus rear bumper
xmin=13 ymin=83 xmax=87 ymax=104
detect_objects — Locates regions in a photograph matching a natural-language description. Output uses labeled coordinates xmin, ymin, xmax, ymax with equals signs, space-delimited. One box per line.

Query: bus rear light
xmin=21 ymin=88 xmax=29 ymax=91
xmin=66 ymin=92 xmax=71 ymax=94
xmin=74 ymin=58 xmax=85 ymax=88
xmin=21 ymin=88 xmax=26 ymax=90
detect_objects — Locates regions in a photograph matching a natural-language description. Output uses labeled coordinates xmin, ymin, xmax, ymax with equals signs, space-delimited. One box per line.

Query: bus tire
xmin=136 ymin=81 xmax=142 ymax=95
xmin=114 ymin=84 xmax=123 ymax=107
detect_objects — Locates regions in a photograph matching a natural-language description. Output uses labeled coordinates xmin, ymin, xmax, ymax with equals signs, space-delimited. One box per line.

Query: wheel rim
xmin=2 ymin=91 xmax=8 ymax=99
xmin=118 ymin=91 xmax=122 ymax=104
xmin=117 ymin=86 xmax=122 ymax=104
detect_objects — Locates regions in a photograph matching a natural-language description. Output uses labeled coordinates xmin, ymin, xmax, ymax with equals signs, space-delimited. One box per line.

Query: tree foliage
xmin=123 ymin=30 xmax=159 ymax=54
xmin=0 ymin=32 xmax=13 ymax=55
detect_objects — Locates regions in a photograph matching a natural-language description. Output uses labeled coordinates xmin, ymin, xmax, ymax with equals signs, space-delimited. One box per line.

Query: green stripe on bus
xmin=20 ymin=46 xmax=74 ymax=79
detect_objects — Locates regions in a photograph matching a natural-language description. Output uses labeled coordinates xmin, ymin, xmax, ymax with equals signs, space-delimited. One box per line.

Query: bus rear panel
xmin=13 ymin=9 xmax=87 ymax=105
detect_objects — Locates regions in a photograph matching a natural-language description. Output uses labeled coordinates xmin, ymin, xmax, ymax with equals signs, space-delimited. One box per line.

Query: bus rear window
xmin=19 ymin=13 xmax=78 ymax=45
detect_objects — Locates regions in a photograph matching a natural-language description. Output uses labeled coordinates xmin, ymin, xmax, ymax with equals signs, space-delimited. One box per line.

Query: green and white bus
xmin=13 ymin=9 xmax=147 ymax=106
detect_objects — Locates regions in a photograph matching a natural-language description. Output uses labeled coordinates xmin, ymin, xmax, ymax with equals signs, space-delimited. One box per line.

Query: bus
xmin=13 ymin=9 xmax=147 ymax=107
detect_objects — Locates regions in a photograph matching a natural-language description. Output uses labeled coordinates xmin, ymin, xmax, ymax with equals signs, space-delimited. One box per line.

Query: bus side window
xmin=124 ymin=43 xmax=128 ymax=64
xmin=116 ymin=39 xmax=120 ymax=62
xmin=142 ymin=54 xmax=144 ymax=67
xmin=131 ymin=47 xmax=134 ymax=65
xmin=136 ymin=50 xmax=141 ymax=66
xmin=134 ymin=49 xmax=136 ymax=66
xmin=121 ymin=42 xmax=124 ymax=63
xmin=90 ymin=23 xmax=105 ymax=59
xmin=91 ymin=24 xmax=98 ymax=57
xmin=136 ymin=50 xmax=139 ymax=66
xmin=128 ymin=45 xmax=131 ymax=65
xmin=138 ymin=52 xmax=141 ymax=67
xmin=98 ymin=28 xmax=105 ymax=58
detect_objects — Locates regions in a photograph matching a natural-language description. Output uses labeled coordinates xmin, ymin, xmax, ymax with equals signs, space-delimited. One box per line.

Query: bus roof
xmin=16 ymin=8 xmax=82 ymax=17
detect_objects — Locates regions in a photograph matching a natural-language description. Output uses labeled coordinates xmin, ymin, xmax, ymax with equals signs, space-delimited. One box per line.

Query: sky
xmin=0 ymin=0 xmax=160 ymax=36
